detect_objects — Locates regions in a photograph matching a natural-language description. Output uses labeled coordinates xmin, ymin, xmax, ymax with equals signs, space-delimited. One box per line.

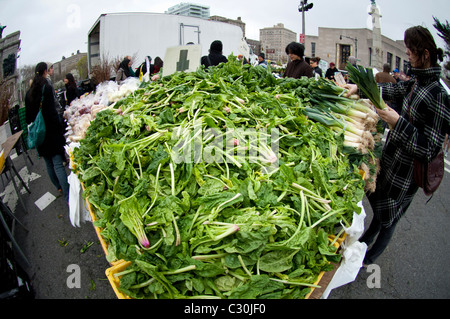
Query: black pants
xmin=359 ymin=216 xmax=399 ymax=264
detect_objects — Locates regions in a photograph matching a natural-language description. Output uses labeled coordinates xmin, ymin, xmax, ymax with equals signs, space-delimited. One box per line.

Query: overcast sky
xmin=1 ymin=0 xmax=449 ymax=68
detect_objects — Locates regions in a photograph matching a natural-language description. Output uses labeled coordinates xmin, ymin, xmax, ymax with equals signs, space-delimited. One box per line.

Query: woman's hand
xmin=376 ymin=105 xmax=400 ymax=129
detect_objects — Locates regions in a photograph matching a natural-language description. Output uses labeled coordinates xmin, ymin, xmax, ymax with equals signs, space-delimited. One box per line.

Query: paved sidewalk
xmin=2 ymin=148 xmax=115 ymax=299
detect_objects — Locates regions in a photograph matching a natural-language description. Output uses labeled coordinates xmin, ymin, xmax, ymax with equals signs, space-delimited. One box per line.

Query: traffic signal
xmin=298 ymin=0 xmax=313 ymax=12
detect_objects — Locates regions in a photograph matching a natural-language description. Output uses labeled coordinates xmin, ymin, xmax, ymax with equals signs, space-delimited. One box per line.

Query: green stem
xmin=134 ymin=147 xmax=142 ymax=178
xmin=192 ymin=253 xmax=229 ymax=260
xmin=212 ymin=224 xmax=239 ymax=241
xmin=143 ymin=163 xmax=161 ymax=217
xmin=130 ymin=278 xmax=155 ymax=289
xmin=310 ymin=209 xmax=344 ymax=229
xmin=217 ymin=193 xmax=242 ymax=212
xmin=292 ymin=183 xmax=331 ymax=205
xmin=171 ymin=212 xmax=181 ymax=246
xmin=169 ymin=162 xmax=175 ymax=196
xmin=269 ymin=278 xmax=321 ymax=288
xmin=114 ymin=268 xmax=135 ymax=278
xmin=238 ymin=255 xmax=252 ymax=277
xmin=163 ymin=265 xmax=196 ymax=275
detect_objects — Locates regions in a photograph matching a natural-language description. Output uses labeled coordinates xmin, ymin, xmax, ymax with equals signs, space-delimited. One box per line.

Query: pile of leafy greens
xmin=72 ymin=56 xmax=377 ymax=299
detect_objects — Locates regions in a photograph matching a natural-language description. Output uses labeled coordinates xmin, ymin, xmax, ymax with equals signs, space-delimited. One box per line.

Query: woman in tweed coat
xmin=347 ymin=26 xmax=449 ymax=265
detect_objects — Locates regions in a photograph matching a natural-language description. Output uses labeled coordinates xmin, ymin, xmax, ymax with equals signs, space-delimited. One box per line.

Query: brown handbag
xmin=413 ymin=148 xmax=444 ymax=196
xmin=408 ymin=80 xmax=445 ymax=196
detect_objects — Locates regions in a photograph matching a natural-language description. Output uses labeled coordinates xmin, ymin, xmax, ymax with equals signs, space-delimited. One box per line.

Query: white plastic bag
xmin=321 ymin=241 xmax=367 ymax=299
xmin=341 ymin=201 xmax=366 ymax=246
xmin=68 ymin=172 xmax=91 ymax=227
xmin=320 ymin=202 xmax=368 ymax=298
xmin=68 ymin=172 xmax=81 ymax=227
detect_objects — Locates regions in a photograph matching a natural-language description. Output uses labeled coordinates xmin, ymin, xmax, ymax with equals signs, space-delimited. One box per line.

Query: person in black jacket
xmin=116 ymin=58 xmax=132 ymax=84
xmin=136 ymin=56 xmax=155 ymax=78
xmin=25 ymin=62 xmax=69 ymax=203
xmin=201 ymin=40 xmax=228 ymax=68
xmin=325 ymin=62 xmax=338 ymax=81
xmin=283 ymin=42 xmax=314 ymax=78
xmin=64 ymin=73 xmax=78 ymax=107
xmin=310 ymin=57 xmax=323 ymax=77
xmin=346 ymin=26 xmax=449 ymax=266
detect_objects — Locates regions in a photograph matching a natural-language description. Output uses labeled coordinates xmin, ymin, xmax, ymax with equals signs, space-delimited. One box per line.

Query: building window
xmin=339 ymin=44 xmax=351 ymax=69
xmin=403 ymin=61 xmax=409 ymax=74
xmin=369 ymin=48 xmax=372 ymax=66
xmin=387 ymin=52 xmax=393 ymax=67
xmin=311 ymin=42 xmax=316 ymax=57
xmin=395 ymin=56 xmax=401 ymax=71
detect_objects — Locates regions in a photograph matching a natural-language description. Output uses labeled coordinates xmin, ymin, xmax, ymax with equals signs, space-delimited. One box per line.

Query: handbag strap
xmin=39 ymin=84 xmax=46 ymax=109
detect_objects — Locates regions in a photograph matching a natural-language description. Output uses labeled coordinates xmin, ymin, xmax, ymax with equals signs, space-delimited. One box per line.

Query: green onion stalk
xmin=346 ymin=64 xmax=387 ymax=110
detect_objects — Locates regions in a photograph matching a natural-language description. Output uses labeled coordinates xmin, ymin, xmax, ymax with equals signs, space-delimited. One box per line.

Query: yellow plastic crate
xmin=72 ymin=154 xmax=117 ymax=264
xmin=80 ymin=181 xmax=122 ymax=266
xmin=304 ymin=233 xmax=345 ymax=299
xmin=106 ymin=232 xmax=347 ymax=300
xmin=105 ymin=260 xmax=132 ymax=299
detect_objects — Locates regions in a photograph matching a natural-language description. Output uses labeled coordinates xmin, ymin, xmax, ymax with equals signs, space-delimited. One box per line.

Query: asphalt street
xmin=2 ymin=144 xmax=450 ymax=300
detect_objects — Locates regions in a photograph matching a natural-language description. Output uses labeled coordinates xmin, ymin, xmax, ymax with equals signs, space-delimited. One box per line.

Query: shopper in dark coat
xmin=346 ymin=26 xmax=450 ymax=265
xmin=310 ymin=57 xmax=323 ymax=77
xmin=25 ymin=62 xmax=69 ymax=202
xmin=153 ymin=57 xmax=163 ymax=74
xmin=116 ymin=58 xmax=132 ymax=84
xmin=325 ymin=62 xmax=339 ymax=81
xmin=283 ymin=42 xmax=313 ymax=78
xmin=64 ymin=73 xmax=79 ymax=106
xmin=201 ymin=40 xmax=228 ymax=68
xmin=136 ymin=56 xmax=155 ymax=78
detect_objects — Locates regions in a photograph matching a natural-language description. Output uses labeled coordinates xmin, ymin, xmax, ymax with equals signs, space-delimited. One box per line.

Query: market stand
xmin=67 ymin=58 xmax=376 ymax=299
xmin=78 ymin=181 xmax=358 ymax=299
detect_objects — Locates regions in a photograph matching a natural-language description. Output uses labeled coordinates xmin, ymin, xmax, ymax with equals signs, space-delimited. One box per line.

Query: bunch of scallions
xmin=301 ymin=79 xmax=383 ymax=192
xmin=345 ymin=63 xmax=387 ymax=110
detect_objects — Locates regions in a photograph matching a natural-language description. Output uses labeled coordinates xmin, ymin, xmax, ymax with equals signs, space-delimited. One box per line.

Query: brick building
xmin=51 ymin=50 xmax=87 ymax=83
xmin=0 ymin=30 xmax=21 ymax=109
xmin=304 ymin=27 xmax=409 ymax=72
xmin=260 ymin=23 xmax=296 ymax=64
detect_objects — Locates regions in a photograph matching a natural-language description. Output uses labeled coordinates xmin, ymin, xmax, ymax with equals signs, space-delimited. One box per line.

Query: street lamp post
xmin=298 ymin=1 xmax=313 ymax=44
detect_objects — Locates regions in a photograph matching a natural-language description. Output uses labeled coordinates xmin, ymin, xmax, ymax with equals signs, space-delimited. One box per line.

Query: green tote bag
xmin=27 ymin=85 xmax=47 ymax=149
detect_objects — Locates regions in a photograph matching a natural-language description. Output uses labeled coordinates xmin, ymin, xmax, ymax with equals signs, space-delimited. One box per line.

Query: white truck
xmin=87 ymin=12 xmax=245 ymax=74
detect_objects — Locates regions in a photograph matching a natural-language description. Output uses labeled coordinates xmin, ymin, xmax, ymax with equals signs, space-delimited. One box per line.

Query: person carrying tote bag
xmin=25 ymin=62 xmax=70 ymax=203
xmin=27 ymin=85 xmax=46 ymax=150
xmin=345 ymin=26 xmax=449 ymax=266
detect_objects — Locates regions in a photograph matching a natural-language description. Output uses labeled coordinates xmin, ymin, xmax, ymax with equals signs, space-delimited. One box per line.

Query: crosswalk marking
xmin=0 ymin=166 xmax=41 ymax=211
